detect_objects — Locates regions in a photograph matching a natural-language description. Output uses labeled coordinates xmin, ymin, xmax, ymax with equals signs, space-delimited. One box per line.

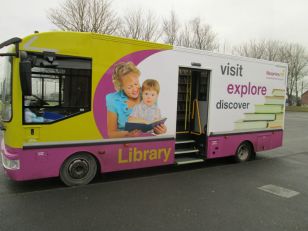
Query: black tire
xmin=234 ymin=142 xmax=253 ymax=163
xmin=60 ymin=153 xmax=97 ymax=186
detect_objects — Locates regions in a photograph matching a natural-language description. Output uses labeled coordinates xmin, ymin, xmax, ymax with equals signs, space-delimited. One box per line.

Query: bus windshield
xmin=1 ymin=56 xmax=12 ymax=121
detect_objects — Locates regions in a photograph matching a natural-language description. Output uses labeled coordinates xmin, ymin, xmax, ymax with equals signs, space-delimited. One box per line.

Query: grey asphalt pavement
xmin=0 ymin=112 xmax=307 ymax=231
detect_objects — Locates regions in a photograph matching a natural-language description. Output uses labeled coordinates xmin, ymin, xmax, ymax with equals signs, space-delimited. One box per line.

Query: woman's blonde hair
xmin=112 ymin=62 xmax=140 ymax=90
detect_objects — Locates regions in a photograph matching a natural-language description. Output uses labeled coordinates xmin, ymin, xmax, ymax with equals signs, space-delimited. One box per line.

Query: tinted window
xmin=24 ymin=54 xmax=91 ymax=124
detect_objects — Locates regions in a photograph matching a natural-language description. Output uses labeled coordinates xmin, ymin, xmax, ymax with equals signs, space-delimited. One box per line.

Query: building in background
xmin=301 ymin=90 xmax=308 ymax=105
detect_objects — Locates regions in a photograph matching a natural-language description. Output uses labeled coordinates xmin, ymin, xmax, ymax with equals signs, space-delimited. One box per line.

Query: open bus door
xmin=175 ymin=67 xmax=210 ymax=164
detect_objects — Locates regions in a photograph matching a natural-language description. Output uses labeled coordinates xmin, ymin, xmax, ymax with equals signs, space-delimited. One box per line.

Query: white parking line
xmin=258 ymin=184 xmax=300 ymax=198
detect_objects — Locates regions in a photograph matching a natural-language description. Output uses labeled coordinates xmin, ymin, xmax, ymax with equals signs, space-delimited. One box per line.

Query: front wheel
xmin=234 ymin=142 xmax=253 ymax=163
xmin=60 ymin=153 xmax=97 ymax=186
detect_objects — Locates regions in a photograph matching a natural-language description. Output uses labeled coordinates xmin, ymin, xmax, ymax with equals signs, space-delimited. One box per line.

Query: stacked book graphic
xmin=234 ymin=89 xmax=285 ymax=130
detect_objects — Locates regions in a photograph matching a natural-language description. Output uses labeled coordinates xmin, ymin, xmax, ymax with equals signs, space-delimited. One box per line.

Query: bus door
xmin=175 ymin=67 xmax=210 ymax=163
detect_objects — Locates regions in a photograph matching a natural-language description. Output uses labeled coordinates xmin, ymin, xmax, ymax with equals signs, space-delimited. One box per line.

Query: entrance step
xmin=176 ymin=157 xmax=205 ymax=165
xmin=176 ymin=139 xmax=195 ymax=145
xmin=175 ymin=148 xmax=199 ymax=156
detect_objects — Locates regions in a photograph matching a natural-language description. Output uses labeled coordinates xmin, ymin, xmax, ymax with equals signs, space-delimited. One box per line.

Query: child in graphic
xmin=129 ymin=79 xmax=166 ymax=134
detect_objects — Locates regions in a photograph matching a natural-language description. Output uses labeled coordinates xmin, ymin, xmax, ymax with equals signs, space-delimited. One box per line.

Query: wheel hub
xmin=238 ymin=146 xmax=249 ymax=160
xmin=68 ymin=159 xmax=89 ymax=179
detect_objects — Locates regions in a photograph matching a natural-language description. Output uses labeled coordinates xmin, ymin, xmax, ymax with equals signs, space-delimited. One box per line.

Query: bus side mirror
xmin=19 ymin=61 xmax=32 ymax=96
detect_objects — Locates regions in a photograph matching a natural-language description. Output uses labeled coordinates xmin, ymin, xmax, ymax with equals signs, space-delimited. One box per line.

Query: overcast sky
xmin=0 ymin=0 xmax=308 ymax=49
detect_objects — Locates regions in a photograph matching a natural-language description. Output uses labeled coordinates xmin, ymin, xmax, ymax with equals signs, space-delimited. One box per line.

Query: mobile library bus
xmin=0 ymin=32 xmax=287 ymax=186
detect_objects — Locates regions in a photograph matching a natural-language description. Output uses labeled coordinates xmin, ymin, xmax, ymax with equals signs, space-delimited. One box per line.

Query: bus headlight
xmin=1 ymin=153 xmax=20 ymax=170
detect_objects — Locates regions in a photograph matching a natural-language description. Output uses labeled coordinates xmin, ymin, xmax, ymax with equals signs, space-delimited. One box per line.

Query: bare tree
xmin=48 ymin=0 xmax=120 ymax=34
xmin=190 ymin=17 xmax=218 ymax=51
xmin=120 ymin=8 xmax=161 ymax=42
xmin=233 ymin=39 xmax=282 ymax=61
xmin=177 ymin=17 xmax=218 ymax=51
xmin=177 ymin=24 xmax=193 ymax=48
xmin=233 ymin=40 xmax=308 ymax=105
xmin=300 ymin=78 xmax=308 ymax=97
xmin=119 ymin=8 xmax=142 ymax=39
xmin=282 ymin=43 xmax=308 ymax=105
xmin=233 ymin=40 xmax=265 ymax=59
xmin=265 ymin=40 xmax=282 ymax=61
xmin=162 ymin=11 xmax=180 ymax=45
xmin=142 ymin=11 xmax=161 ymax=41
xmin=219 ymin=39 xmax=233 ymax=54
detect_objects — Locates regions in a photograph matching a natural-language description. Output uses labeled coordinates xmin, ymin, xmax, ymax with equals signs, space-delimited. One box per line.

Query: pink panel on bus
xmin=2 ymin=139 xmax=174 ymax=181
xmin=206 ymin=130 xmax=283 ymax=159
xmin=2 ymin=131 xmax=283 ymax=181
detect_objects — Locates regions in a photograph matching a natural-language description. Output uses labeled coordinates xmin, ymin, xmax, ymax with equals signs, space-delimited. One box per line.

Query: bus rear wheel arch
xmin=234 ymin=141 xmax=255 ymax=163
xmin=60 ymin=152 xmax=98 ymax=186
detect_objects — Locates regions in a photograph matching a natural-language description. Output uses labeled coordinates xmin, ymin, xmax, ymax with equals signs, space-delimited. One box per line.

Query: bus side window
xmin=23 ymin=54 xmax=91 ymax=124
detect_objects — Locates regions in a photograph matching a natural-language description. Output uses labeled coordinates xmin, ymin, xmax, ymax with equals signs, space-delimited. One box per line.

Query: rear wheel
xmin=234 ymin=142 xmax=253 ymax=162
xmin=60 ymin=153 xmax=97 ymax=186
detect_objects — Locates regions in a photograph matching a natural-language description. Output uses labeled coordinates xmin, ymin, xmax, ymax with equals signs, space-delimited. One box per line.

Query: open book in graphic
xmin=233 ymin=88 xmax=285 ymax=131
xmin=125 ymin=118 xmax=167 ymax=132
xmin=265 ymin=96 xmax=285 ymax=105
xmin=267 ymin=120 xmax=283 ymax=128
xmin=234 ymin=120 xmax=268 ymax=130
xmin=254 ymin=104 xmax=284 ymax=113
xmin=272 ymin=89 xmax=286 ymax=97
xmin=243 ymin=113 xmax=276 ymax=121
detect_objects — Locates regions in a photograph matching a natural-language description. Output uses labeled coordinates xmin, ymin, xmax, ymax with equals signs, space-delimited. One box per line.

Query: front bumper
xmin=1 ymin=139 xmax=24 ymax=181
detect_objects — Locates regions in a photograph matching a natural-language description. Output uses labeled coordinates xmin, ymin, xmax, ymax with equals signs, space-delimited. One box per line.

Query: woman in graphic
xmin=106 ymin=62 xmax=166 ymax=138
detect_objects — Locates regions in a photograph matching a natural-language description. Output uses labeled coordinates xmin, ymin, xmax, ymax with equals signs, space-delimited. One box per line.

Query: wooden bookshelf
xmin=177 ymin=68 xmax=192 ymax=132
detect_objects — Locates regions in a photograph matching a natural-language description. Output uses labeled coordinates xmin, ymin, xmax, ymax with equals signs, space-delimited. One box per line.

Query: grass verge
xmin=286 ymin=106 xmax=308 ymax=112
